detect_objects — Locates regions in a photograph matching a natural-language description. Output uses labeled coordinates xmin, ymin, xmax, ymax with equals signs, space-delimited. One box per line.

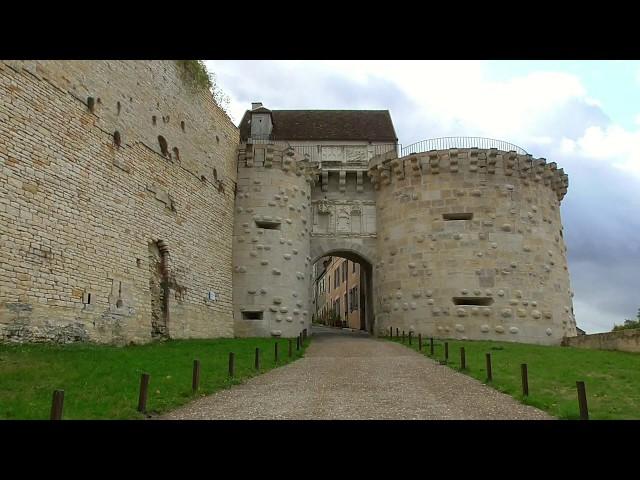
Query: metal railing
xmin=401 ymin=137 xmax=528 ymax=156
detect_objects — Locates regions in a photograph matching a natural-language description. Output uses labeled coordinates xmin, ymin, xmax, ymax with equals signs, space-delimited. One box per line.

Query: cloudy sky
xmin=205 ymin=60 xmax=640 ymax=333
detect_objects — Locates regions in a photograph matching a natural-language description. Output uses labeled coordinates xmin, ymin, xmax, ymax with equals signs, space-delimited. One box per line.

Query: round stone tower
xmin=369 ymin=145 xmax=575 ymax=345
xmin=233 ymin=143 xmax=316 ymax=337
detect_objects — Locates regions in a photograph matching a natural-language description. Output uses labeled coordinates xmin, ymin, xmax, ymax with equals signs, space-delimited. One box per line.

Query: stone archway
xmin=310 ymin=238 xmax=377 ymax=335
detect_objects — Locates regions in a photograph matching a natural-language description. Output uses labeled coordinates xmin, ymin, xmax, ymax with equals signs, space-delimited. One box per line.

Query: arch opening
xmin=310 ymin=250 xmax=374 ymax=335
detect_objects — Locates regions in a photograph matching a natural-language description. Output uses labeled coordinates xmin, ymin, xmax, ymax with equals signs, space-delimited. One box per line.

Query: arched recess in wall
xmin=172 ymin=147 xmax=180 ymax=162
xmin=113 ymin=131 xmax=121 ymax=148
xmin=158 ymin=136 xmax=169 ymax=156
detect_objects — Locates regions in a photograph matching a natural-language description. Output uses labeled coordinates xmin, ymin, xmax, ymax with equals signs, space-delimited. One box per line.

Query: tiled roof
xmin=239 ymin=109 xmax=397 ymax=142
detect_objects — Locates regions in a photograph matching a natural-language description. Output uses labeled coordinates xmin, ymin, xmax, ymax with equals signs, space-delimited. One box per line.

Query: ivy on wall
xmin=176 ymin=60 xmax=231 ymax=117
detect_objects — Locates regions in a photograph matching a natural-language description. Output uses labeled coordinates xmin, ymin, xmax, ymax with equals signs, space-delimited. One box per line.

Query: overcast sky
xmin=205 ymin=60 xmax=640 ymax=333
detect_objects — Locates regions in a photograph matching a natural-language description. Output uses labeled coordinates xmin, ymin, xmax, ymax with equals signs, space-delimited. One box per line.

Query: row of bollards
xmin=50 ymin=330 xmax=309 ymax=420
xmin=389 ymin=327 xmax=589 ymax=420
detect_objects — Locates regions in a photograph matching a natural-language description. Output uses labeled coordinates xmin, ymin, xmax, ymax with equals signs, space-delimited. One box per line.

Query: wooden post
xmin=444 ymin=342 xmax=449 ymax=362
xmin=228 ymin=352 xmax=235 ymax=378
xmin=430 ymin=337 xmax=434 ymax=356
xmin=137 ymin=373 xmax=150 ymax=413
xmin=402 ymin=331 xmax=405 ymax=343
xmin=50 ymin=390 xmax=64 ymax=420
xmin=192 ymin=360 xmax=201 ymax=393
xmin=296 ymin=335 xmax=300 ymax=351
xmin=396 ymin=327 xmax=399 ymax=337
xmin=389 ymin=326 xmax=393 ymax=338
xmin=521 ymin=364 xmax=529 ymax=396
xmin=485 ymin=353 xmax=492 ymax=382
xmin=288 ymin=339 xmax=293 ymax=358
xmin=460 ymin=347 xmax=466 ymax=370
xmin=408 ymin=331 xmax=412 ymax=346
xmin=255 ymin=348 xmax=261 ymax=370
xmin=576 ymin=381 xmax=589 ymax=420
xmin=275 ymin=342 xmax=279 ymax=363
xmin=418 ymin=333 xmax=422 ymax=351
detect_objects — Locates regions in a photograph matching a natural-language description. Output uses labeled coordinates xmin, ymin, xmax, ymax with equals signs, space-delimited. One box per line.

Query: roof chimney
xmin=251 ymin=102 xmax=263 ymax=110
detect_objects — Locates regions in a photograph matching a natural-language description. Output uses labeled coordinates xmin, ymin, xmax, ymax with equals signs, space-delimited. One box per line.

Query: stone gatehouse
xmin=0 ymin=60 xmax=577 ymax=345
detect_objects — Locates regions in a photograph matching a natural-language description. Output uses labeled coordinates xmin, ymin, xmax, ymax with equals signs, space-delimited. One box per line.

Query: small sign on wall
xmin=208 ymin=291 xmax=218 ymax=302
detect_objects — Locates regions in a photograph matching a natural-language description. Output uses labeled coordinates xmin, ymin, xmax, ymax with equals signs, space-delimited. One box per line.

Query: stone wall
xmin=233 ymin=144 xmax=315 ymax=337
xmin=562 ymin=329 xmax=640 ymax=353
xmin=369 ymin=148 xmax=576 ymax=345
xmin=0 ymin=60 xmax=238 ymax=344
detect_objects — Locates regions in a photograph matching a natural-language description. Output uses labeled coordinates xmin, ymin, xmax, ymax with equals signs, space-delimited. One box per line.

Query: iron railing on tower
xmin=400 ymin=137 xmax=528 ymax=156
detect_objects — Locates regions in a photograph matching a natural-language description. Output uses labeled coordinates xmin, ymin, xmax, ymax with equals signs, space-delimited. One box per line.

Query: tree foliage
xmin=612 ymin=308 xmax=640 ymax=331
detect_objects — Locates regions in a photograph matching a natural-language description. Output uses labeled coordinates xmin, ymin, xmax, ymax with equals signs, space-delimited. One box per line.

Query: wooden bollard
xmin=485 ymin=353 xmax=492 ymax=382
xmin=408 ymin=331 xmax=412 ymax=346
xmin=192 ymin=360 xmax=201 ymax=393
xmin=228 ymin=352 xmax=235 ymax=378
xmin=255 ymin=348 xmax=261 ymax=370
xmin=288 ymin=339 xmax=293 ymax=358
xmin=389 ymin=326 xmax=393 ymax=338
xmin=576 ymin=381 xmax=589 ymax=420
xmin=50 ymin=390 xmax=64 ymax=420
xmin=460 ymin=347 xmax=466 ymax=370
xmin=444 ymin=342 xmax=449 ymax=361
xmin=396 ymin=328 xmax=399 ymax=337
xmin=275 ymin=342 xmax=279 ymax=363
xmin=303 ymin=328 xmax=307 ymax=341
xmin=521 ymin=364 xmax=529 ymax=396
xmin=418 ymin=333 xmax=422 ymax=351
xmin=296 ymin=335 xmax=300 ymax=351
xmin=430 ymin=337 xmax=434 ymax=356
xmin=402 ymin=331 xmax=405 ymax=343
xmin=137 ymin=373 xmax=150 ymax=413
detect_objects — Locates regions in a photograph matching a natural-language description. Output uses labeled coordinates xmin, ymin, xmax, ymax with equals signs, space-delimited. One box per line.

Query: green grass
xmin=386 ymin=335 xmax=640 ymax=419
xmin=0 ymin=336 xmax=310 ymax=420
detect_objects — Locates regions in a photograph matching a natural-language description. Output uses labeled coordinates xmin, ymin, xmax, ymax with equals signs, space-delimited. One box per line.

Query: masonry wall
xmin=369 ymin=148 xmax=576 ymax=345
xmin=0 ymin=61 xmax=239 ymax=344
xmin=562 ymin=329 xmax=640 ymax=353
xmin=233 ymin=144 xmax=315 ymax=337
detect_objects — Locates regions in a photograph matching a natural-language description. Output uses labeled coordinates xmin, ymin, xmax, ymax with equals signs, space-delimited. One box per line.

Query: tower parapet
xmin=369 ymin=145 xmax=575 ymax=345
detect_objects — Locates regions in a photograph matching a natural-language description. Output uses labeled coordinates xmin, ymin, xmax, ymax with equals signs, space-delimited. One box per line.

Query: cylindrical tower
xmin=233 ymin=143 xmax=316 ymax=337
xmin=369 ymin=145 xmax=575 ymax=345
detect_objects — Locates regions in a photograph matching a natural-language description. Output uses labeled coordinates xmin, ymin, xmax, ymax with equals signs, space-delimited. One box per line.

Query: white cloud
xmin=570 ymin=125 xmax=640 ymax=177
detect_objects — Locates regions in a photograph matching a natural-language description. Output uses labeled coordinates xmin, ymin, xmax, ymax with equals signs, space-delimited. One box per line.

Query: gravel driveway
xmin=162 ymin=326 xmax=553 ymax=420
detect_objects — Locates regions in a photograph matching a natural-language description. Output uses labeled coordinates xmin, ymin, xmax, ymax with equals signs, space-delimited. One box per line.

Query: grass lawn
xmin=0 ymin=336 xmax=310 ymax=420
xmin=386 ymin=335 xmax=640 ymax=420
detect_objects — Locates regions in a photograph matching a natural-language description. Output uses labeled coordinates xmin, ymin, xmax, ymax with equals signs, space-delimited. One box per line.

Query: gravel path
xmin=162 ymin=327 xmax=554 ymax=420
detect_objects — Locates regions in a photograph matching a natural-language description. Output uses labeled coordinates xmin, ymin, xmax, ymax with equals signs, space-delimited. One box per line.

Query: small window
xmin=113 ymin=131 xmax=121 ymax=147
xmin=255 ymin=220 xmax=281 ymax=230
xmin=443 ymin=213 xmax=473 ymax=221
xmin=87 ymin=97 xmax=95 ymax=113
xmin=452 ymin=297 xmax=494 ymax=306
xmin=172 ymin=147 xmax=180 ymax=162
xmin=181 ymin=121 xmax=185 ymax=132
xmin=117 ymin=101 xmax=121 ymax=115
xmin=152 ymin=115 xmax=157 ymax=126
xmin=242 ymin=311 xmax=263 ymax=320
